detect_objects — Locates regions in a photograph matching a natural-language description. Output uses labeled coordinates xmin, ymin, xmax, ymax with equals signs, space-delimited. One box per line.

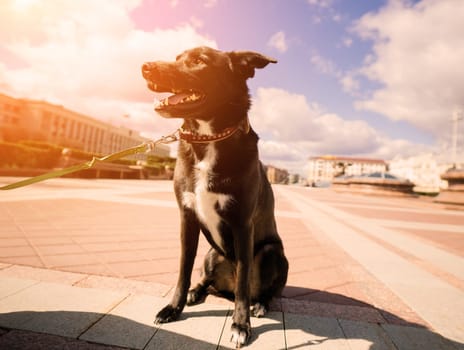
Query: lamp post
xmin=451 ymin=109 xmax=463 ymax=168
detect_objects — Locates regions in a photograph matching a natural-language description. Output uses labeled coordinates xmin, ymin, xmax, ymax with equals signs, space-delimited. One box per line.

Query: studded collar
xmin=179 ymin=118 xmax=250 ymax=144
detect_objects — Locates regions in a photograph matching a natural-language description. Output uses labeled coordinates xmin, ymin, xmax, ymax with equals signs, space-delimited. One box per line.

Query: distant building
xmin=265 ymin=165 xmax=289 ymax=184
xmin=288 ymin=173 xmax=300 ymax=184
xmin=307 ymin=155 xmax=387 ymax=184
xmin=0 ymin=92 xmax=169 ymax=159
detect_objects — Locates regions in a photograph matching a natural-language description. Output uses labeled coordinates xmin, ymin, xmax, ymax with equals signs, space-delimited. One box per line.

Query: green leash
xmin=0 ymin=131 xmax=179 ymax=191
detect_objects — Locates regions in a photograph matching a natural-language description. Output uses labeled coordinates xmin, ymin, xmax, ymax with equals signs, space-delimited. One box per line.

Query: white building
xmin=389 ymin=154 xmax=450 ymax=193
xmin=307 ymin=155 xmax=387 ymax=185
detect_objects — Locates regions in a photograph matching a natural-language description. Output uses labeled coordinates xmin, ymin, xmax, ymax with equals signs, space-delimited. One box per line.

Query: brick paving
xmin=0 ymin=177 xmax=463 ymax=349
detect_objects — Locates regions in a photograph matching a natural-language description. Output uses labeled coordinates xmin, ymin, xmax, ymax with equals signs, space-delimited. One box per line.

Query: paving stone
xmin=0 ymin=263 xmax=11 ymax=270
xmin=106 ymin=259 xmax=179 ymax=278
xmin=0 ymin=255 xmax=44 ymax=268
xmin=0 ymin=238 xmax=28 ymax=248
xmin=81 ymin=294 xmax=165 ymax=349
xmin=75 ymin=275 xmax=171 ymax=297
xmin=398 ymin=228 xmax=464 ymax=258
xmin=338 ymin=319 xmax=396 ymax=350
xmin=283 ymin=313 xmax=350 ymax=349
xmin=281 ymin=298 xmax=385 ymax=324
xmin=0 ymin=276 xmax=38 ymax=300
xmin=0 ymin=246 xmax=37 ymax=259
xmin=36 ymin=244 xmax=86 ymax=256
xmin=0 ymin=329 xmax=129 ymax=350
xmin=27 ymin=236 xmax=75 ymax=246
xmin=350 ymin=218 xmax=464 ymax=281
xmin=145 ymin=302 xmax=230 ymax=350
xmin=59 ymin=263 xmax=117 ymax=276
xmin=0 ymin=281 xmax=127 ymax=338
xmin=0 ymin=265 xmax=86 ymax=285
xmin=218 ymin=311 xmax=286 ymax=350
xmin=133 ymin=271 xmax=178 ymax=286
xmin=40 ymin=253 xmax=102 ymax=268
xmin=382 ymin=324 xmax=462 ymax=350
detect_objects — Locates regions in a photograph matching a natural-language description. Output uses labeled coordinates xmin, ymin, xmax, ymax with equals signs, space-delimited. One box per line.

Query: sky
xmin=1 ymin=0 xmax=463 ymax=174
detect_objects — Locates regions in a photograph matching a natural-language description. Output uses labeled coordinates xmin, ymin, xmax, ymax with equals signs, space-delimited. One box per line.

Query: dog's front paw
xmin=155 ymin=304 xmax=182 ymax=324
xmin=251 ymin=302 xmax=267 ymax=318
xmin=230 ymin=322 xmax=251 ymax=348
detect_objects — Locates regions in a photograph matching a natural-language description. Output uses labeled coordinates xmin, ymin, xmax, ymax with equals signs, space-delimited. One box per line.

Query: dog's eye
xmin=192 ymin=56 xmax=207 ymax=66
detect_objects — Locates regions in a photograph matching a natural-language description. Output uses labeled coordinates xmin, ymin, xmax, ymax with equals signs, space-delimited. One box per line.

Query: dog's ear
xmin=229 ymin=51 xmax=277 ymax=79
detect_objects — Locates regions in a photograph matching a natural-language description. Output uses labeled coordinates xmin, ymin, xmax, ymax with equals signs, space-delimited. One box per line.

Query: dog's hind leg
xmin=187 ymin=248 xmax=235 ymax=305
xmin=251 ymin=242 xmax=288 ymax=317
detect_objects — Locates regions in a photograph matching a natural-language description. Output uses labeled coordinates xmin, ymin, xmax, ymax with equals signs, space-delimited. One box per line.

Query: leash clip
xmin=145 ymin=129 xmax=180 ymax=153
xmin=159 ymin=130 xmax=180 ymax=144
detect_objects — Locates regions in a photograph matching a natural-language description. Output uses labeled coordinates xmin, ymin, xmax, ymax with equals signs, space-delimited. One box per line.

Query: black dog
xmin=142 ymin=46 xmax=288 ymax=348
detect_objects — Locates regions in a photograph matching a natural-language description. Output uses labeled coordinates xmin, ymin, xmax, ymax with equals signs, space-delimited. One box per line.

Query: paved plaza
xmin=0 ymin=177 xmax=463 ymax=349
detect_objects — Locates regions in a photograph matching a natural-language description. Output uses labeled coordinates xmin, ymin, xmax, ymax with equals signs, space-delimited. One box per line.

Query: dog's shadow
xmin=253 ymin=286 xmax=463 ymax=349
xmin=0 ymin=288 xmax=462 ymax=350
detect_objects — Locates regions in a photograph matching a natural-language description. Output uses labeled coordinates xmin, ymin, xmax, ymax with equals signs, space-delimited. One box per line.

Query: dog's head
xmin=141 ymin=46 xmax=276 ymax=120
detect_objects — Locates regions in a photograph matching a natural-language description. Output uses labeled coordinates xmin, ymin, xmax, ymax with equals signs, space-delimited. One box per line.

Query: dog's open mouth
xmin=155 ymin=90 xmax=203 ymax=109
xmin=147 ymin=81 xmax=205 ymax=112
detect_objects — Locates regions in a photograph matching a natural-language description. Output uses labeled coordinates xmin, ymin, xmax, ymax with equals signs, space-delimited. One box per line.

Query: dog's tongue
xmin=168 ymin=93 xmax=189 ymax=105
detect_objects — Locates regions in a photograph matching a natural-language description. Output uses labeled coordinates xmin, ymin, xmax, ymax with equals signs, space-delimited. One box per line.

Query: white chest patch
xmin=182 ymin=138 xmax=231 ymax=251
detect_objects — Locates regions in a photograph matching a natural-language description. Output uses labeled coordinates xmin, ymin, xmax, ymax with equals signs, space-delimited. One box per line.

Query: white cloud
xmin=352 ymin=0 xmax=464 ymax=138
xmin=267 ymin=31 xmax=288 ymax=53
xmin=0 ymin=0 xmax=216 ymax=140
xmin=307 ymin=0 xmax=333 ymax=8
xmin=307 ymin=0 xmax=342 ymax=24
xmin=332 ymin=14 xmax=342 ymax=22
xmin=310 ymin=53 xmax=363 ymax=95
xmin=340 ymin=73 xmax=360 ymax=95
xmin=189 ymin=16 xmax=204 ymax=28
xmin=312 ymin=16 xmax=322 ymax=24
xmin=250 ymin=88 xmax=324 ymax=142
xmin=249 ymin=87 xmax=430 ymax=174
xmin=342 ymin=37 xmax=353 ymax=48
xmin=310 ymin=54 xmax=340 ymax=77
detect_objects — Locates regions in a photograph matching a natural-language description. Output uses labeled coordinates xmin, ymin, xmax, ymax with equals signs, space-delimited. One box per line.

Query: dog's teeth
xmin=188 ymin=93 xmax=200 ymax=102
xmin=154 ymin=97 xmax=169 ymax=108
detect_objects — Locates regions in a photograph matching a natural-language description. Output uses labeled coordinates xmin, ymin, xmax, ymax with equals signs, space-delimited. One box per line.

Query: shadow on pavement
xmin=282 ymin=285 xmax=422 ymax=327
xmin=0 ymin=292 xmax=463 ymax=350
